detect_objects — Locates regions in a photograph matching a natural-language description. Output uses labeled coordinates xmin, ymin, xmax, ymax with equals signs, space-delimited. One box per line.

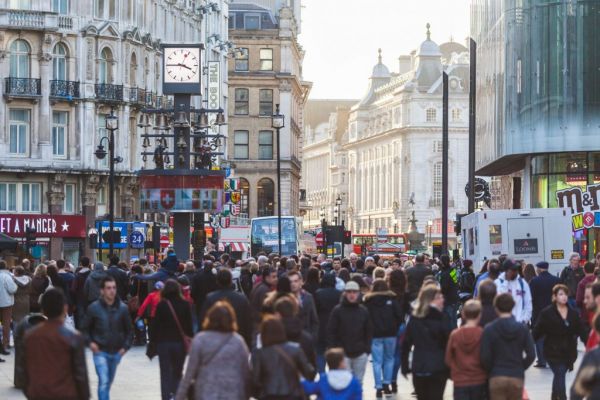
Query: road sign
xmin=160 ymin=235 xmax=170 ymax=248
xmin=315 ymin=231 xmax=324 ymax=246
xmin=129 ymin=231 xmax=145 ymax=249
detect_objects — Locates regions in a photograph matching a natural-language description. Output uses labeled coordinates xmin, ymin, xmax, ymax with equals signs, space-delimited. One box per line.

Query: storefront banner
xmin=556 ymin=184 xmax=600 ymax=231
xmin=0 ymin=214 xmax=86 ymax=238
xmin=139 ymin=174 xmax=224 ymax=213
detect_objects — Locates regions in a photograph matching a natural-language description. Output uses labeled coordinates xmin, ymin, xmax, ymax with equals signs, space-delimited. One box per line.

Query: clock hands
xmin=166 ymin=63 xmax=193 ymax=71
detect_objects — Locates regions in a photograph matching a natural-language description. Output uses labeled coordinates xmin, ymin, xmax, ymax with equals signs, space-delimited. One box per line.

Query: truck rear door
xmin=507 ymin=217 xmax=545 ymax=261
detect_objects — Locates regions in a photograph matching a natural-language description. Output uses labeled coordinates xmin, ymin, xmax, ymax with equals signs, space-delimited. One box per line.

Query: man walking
xmin=82 ymin=276 xmax=132 ymax=400
xmin=495 ymin=259 xmax=532 ymax=324
xmin=327 ymin=281 xmax=373 ymax=384
xmin=405 ymin=254 xmax=433 ymax=302
xmin=560 ymin=252 xmax=585 ymax=309
xmin=0 ymin=260 xmax=17 ymax=356
xmin=105 ymin=256 xmax=129 ymax=302
xmin=529 ymin=261 xmax=560 ymax=368
xmin=289 ymin=271 xmax=319 ymax=340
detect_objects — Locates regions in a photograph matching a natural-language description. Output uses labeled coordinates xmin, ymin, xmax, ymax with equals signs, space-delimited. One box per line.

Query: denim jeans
xmin=157 ymin=341 xmax=186 ymax=400
xmin=93 ymin=351 xmax=122 ymax=400
xmin=392 ymin=323 xmax=406 ymax=384
xmin=371 ymin=337 xmax=396 ymax=389
xmin=444 ymin=303 xmax=459 ymax=329
xmin=345 ymin=353 xmax=369 ymax=384
xmin=548 ymin=361 xmax=568 ymax=400
xmin=454 ymin=383 xmax=487 ymax=400
xmin=535 ymin=337 xmax=546 ymax=366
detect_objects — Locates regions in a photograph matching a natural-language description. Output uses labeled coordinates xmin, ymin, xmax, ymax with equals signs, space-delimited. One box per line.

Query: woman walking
xmin=153 ymin=279 xmax=193 ymax=400
xmin=30 ymin=264 xmax=49 ymax=313
xmin=12 ymin=266 xmax=31 ymax=324
xmin=533 ymin=284 xmax=588 ymax=400
xmin=401 ymin=284 xmax=451 ymax=400
xmin=388 ymin=269 xmax=408 ymax=394
xmin=252 ymin=315 xmax=315 ymax=400
xmin=175 ymin=301 xmax=250 ymax=400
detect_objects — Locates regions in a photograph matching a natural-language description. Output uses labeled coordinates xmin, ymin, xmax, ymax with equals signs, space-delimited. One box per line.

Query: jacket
xmin=71 ymin=268 xmax=91 ymax=306
xmin=495 ymin=273 xmax=533 ymax=323
xmin=480 ymin=316 xmax=535 ymax=379
xmin=83 ymin=263 xmax=107 ymax=304
xmin=175 ymin=331 xmax=250 ymax=400
xmin=161 ymin=254 xmax=179 ymax=274
xmin=405 ymin=264 xmax=433 ymax=302
xmin=0 ymin=269 xmax=18 ymax=307
xmin=137 ymin=290 xmax=161 ymax=319
xmin=363 ymin=291 xmax=404 ymax=338
xmin=302 ymin=370 xmax=362 ymax=400
xmin=190 ymin=267 xmax=217 ymax=313
xmin=58 ymin=270 xmax=75 ymax=305
xmin=479 ymin=302 xmax=498 ymax=327
xmin=250 ymin=281 xmax=272 ymax=324
xmin=444 ymin=326 xmax=487 ymax=387
xmin=135 ymin=267 xmax=175 ymax=283
xmin=577 ymin=274 xmax=596 ymax=314
xmin=29 ymin=276 xmax=49 ymax=312
xmin=327 ymin=297 xmax=373 ymax=357
xmin=81 ymin=297 xmax=133 ymax=353
xmin=23 ymin=319 xmax=89 ymax=400
xmin=560 ymin=265 xmax=585 ymax=299
xmin=533 ymin=304 xmax=588 ymax=368
xmin=105 ymin=265 xmax=129 ymax=302
xmin=571 ymin=347 xmax=600 ymax=400
xmin=282 ymin=316 xmax=317 ymax=368
xmin=201 ymin=288 xmax=253 ymax=347
xmin=401 ymin=306 xmax=451 ymax=376
xmin=314 ymin=280 xmax=342 ymax=350
xmin=14 ymin=313 xmax=47 ymax=389
xmin=252 ymin=342 xmax=316 ymax=399
xmin=12 ymin=275 xmax=31 ymax=323
xmin=152 ymin=297 xmax=193 ymax=343
xmin=529 ymin=271 xmax=561 ymax=323
xmin=298 ymin=290 xmax=319 ymax=340
xmin=438 ymin=266 xmax=460 ymax=306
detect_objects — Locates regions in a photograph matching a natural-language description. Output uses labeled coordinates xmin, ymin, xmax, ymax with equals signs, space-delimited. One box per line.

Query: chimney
xmin=398 ymin=55 xmax=412 ymax=74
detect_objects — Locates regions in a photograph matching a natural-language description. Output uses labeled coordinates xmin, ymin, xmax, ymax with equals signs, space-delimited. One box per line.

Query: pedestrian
xmin=314 ymin=272 xmax=342 ymax=373
xmin=12 ymin=266 xmax=31 ymax=325
xmin=303 ymin=266 xmax=321 ymax=296
xmin=81 ymin=276 xmax=133 ymax=400
xmin=83 ymin=262 xmax=107 ymax=306
xmin=474 ymin=259 xmax=501 ymax=298
xmin=576 ymin=261 xmax=596 ymax=323
xmin=105 ymin=256 xmax=129 ymax=302
xmin=405 ymin=253 xmax=433 ymax=302
xmin=288 ymin=271 xmax=319 ymax=340
xmin=13 ymin=312 xmax=47 ymax=385
xmin=495 ymin=259 xmax=533 ymax=324
xmin=560 ymin=252 xmax=585 ymax=309
xmin=401 ymin=284 xmax=451 ymax=400
xmin=251 ymin=315 xmax=316 ymax=400
xmin=0 ymin=260 xmax=17 ymax=355
xmin=533 ymin=284 xmax=588 ymax=400
xmin=438 ymin=255 xmax=460 ymax=328
xmin=153 ymin=279 xmax=193 ymax=400
xmin=30 ymin=264 xmax=49 ymax=313
xmin=529 ymin=260 xmax=561 ymax=368
xmin=274 ymin=296 xmax=317 ymax=368
xmin=480 ymin=293 xmax=536 ymax=400
xmin=22 ymin=288 xmax=89 ymax=400
xmin=302 ymin=347 xmax=362 ymax=400
xmin=387 ymin=268 xmax=408 ymax=394
xmin=200 ymin=268 xmax=253 ymax=347
xmin=445 ymin=300 xmax=487 ymax=400
xmin=364 ymin=279 xmax=403 ymax=399
xmin=477 ymin=279 xmax=499 ymax=327
xmin=190 ymin=261 xmax=217 ymax=321
xmin=175 ymin=301 xmax=250 ymax=400
xmin=72 ymin=257 xmax=92 ymax=329
xmin=522 ymin=263 xmax=537 ymax=284
xmin=327 ymin=281 xmax=373 ymax=384
xmin=586 ymin=282 xmax=600 ymax=351
xmin=571 ymin=314 xmax=600 ymax=400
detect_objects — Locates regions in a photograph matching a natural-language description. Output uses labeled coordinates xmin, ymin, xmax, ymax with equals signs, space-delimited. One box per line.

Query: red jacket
xmin=445 ymin=326 xmax=487 ymax=387
xmin=138 ymin=291 xmax=161 ymax=318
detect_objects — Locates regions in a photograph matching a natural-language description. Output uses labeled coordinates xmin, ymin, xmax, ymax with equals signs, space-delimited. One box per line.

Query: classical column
xmin=38 ymin=36 xmax=53 ymax=159
xmin=47 ymin=174 xmax=66 ymax=259
xmin=82 ymin=175 xmax=101 ymax=259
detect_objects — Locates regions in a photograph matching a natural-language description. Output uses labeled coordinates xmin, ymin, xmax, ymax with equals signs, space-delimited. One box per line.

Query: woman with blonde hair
xmin=29 ymin=264 xmax=49 ymax=312
xmin=401 ymin=284 xmax=451 ymax=400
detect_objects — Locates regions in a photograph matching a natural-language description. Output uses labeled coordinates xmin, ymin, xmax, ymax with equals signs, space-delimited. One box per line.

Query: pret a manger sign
xmin=556 ymin=184 xmax=600 ymax=231
xmin=0 ymin=214 xmax=86 ymax=237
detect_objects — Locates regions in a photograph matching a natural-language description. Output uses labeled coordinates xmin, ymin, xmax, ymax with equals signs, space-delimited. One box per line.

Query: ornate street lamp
xmin=272 ymin=104 xmax=285 ymax=255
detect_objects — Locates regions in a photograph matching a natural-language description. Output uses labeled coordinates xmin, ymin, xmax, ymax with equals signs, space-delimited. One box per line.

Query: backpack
xmin=459 ymin=269 xmax=475 ymax=294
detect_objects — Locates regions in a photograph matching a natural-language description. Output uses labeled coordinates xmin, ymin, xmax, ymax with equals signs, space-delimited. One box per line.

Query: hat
xmin=535 ymin=261 xmax=549 ymax=270
xmin=365 ymin=256 xmax=374 ymax=262
xmin=344 ymin=281 xmax=360 ymax=292
xmin=502 ymin=259 xmax=520 ymax=271
xmin=154 ymin=281 xmax=165 ymax=290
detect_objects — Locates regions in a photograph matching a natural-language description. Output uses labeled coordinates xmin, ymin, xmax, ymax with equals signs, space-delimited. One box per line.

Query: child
xmin=302 ymin=348 xmax=362 ymax=400
xmin=445 ymin=299 xmax=488 ymax=399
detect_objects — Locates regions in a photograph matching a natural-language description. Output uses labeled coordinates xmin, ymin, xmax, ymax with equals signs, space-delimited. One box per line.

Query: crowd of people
xmin=3 ymin=249 xmax=600 ymax=399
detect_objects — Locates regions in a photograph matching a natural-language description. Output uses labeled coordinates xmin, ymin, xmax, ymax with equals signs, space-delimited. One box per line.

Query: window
xmin=98 ymin=48 xmax=113 ymax=83
xmin=52 ymin=111 xmax=68 ymax=157
xmin=235 ymin=48 xmax=249 ymax=71
xmin=10 ymin=0 xmax=30 ymax=9
xmin=0 ymin=184 xmax=17 ymax=211
xmin=259 ymin=48 xmax=273 ymax=71
xmin=244 ymin=15 xmax=260 ymax=29
xmin=234 ymin=131 xmax=249 ymax=159
xmin=52 ymin=43 xmax=68 ymax=81
xmin=258 ymin=131 xmax=273 ymax=160
xmin=64 ymin=184 xmax=75 ymax=213
xmin=433 ymin=140 xmax=443 ymax=152
xmin=239 ymin=178 xmax=250 ymax=217
xmin=433 ymin=162 xmax=443 ymax=207
xmin=234 ymin=88 xmax=249 ymax=115
xmin=21 ymin=183 xmax=41 ymax=212
xmin=257 ymin=178 xmax=275 ymax=217
xmin=129 ymin=53 xmax=137 ymax=86
xmin=9 ymin=109 xmax=30 ymax=155
xmin=52 ymin=0 xmax=68 ymax=13
xmin=9 ymin=40 xmax=30 ymax=78
xmin=259 ymin=89 xmax=273 ymax=116
xmin=426 ymin=108 xmax=437 ymax=122
xmin=452 ymin=109 xmax=461 ymax=122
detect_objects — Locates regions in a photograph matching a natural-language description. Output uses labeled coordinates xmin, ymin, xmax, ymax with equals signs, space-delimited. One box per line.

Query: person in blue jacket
xmin=302 ymin=348 xmax=362 ymax=400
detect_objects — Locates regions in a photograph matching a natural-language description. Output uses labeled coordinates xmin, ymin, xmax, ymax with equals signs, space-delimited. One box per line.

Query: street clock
xmin=162 ymin=44 xmax=203 ymax=94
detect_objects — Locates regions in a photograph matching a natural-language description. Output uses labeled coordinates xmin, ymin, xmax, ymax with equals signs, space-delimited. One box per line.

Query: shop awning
xmin=219 ymin=242 xmax=249 ymax=252
xmin=0 ymin=232 xmax=18 ymax=251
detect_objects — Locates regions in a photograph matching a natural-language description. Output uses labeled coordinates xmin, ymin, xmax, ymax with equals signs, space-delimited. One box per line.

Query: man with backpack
xmin=495 ymin=259 xmax=532 ymax=324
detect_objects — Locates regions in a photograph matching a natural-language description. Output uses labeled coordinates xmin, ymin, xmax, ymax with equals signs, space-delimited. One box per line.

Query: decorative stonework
xmin=47 ymin=174 xmax=66 ymax=206
xmin=82 ymin=175 xmax=101 ymax=207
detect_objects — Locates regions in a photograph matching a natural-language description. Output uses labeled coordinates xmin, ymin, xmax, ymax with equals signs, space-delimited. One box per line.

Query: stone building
xmin=0 ymin=0 xmax=229 ymax=263
xmin=227 ymin=1 xmax=311 ymax=219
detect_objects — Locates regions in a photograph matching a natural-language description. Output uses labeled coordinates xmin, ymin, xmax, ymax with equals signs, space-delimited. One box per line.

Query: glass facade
xmin=471 ymin=0 xmax=600 ymax=173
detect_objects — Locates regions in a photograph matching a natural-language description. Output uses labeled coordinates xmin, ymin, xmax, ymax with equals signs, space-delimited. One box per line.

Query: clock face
xmin=164 ymin=47 xmax=200 ymax=83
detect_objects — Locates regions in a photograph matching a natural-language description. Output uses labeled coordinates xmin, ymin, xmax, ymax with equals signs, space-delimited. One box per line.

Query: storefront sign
xmin=551 ymin=249 xmax=565 ymax=260
xmin=556 ymin=184 xmax=600 ymax=231
xmin=514 ymin=238 xmax=539 ymax=255
xmin=0 ymin=214 xmax=86 ymax=238
xmin=207 ymin=61 xmax=220 ymax=110
xmin=139 ymin=175 xmax=224 ymax=213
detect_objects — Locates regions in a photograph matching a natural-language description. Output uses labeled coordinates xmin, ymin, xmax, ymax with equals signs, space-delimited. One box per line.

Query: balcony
xmin=128 ymin=87 xmax=146 ymax=107
xmin=429 ymin=198 xmax=455 ymax=208
xmin=95 ymin=83 xmax=123 ymax=103
xmin=50 ymin=80 xmax=80 ymax=100
xmin=4 ymin=77 xmax=41 ymax=100
xmin=0 ymin=9 xmax=73 ymax=31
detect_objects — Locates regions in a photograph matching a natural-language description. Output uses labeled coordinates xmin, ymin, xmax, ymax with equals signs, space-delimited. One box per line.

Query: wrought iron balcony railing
xmin=129 ymin=87 xmax=146 ymax=106
xmin=4 ymin=77 xmax=41 ymax=97
xmin=0 ymin=9 xmax=74 ymax=31
xmin=50 ymin=79 xmax=80 ymax=99
xmin=95 ymin=83 xmax=123 ymax=102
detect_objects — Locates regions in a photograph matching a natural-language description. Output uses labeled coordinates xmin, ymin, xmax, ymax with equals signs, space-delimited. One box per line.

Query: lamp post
xmin=427 ymin=219 xmax=433 ymax=252
xmin=272 ymin=104 xmax=285 ymax=256
xmin=95 ymin=107 xmax=121 ymax=257
xmin=319 ymin=207 xmax=326 ymax=255
xmin=334 ymin=195 xmax=342 ymax=225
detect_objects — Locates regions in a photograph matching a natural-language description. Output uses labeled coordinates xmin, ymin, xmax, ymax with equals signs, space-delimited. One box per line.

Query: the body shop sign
xmin=0 ymin=214 xmax=86 ymax=237
xmin=557 ymin=184 xmax=600 ymax=231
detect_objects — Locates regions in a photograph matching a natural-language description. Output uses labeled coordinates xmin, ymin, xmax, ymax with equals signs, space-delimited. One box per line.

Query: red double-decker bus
xmin=352 ymin=233 xmax=408 ymax=257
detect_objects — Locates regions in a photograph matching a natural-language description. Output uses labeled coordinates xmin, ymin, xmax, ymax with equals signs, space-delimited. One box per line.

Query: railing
xmin=58 ymin=15 xmax=73 ymax=29
xmin=0 ymin=9 xmax=60 ymax=30
xmin=95 ymin=83 xmax=123 ymax=102
xmin=50 ymin=80 xmax=80 ymax=99
xmin=129 ymin=87 xmax=146 ymax=105
xmin=153 ymin=95 xmax=174 ymax=109
xmin=4 ymin=77 xmax=41 ymax=96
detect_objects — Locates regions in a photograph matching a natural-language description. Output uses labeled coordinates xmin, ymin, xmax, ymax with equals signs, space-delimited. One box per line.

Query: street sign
xmin=160 ymin=235 xmax=170 ymax=248
xmin=315 ymin=231 xmax=324 ymax=246
xmin=129 ymin=231 xmax=145 ymax=249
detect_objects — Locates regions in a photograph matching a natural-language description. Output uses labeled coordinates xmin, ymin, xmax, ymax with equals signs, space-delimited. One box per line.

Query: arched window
xmin=129 ymin=53 xmax=137 ymax=86
xmin=52 ymin=43 xmax=68 ymax=81
xmin=239 ymin=178 xmax=250 ymax=217
xmin=257 ymin=178 xmax=274 ymax=217
xmin=426 ymin=108 xmax=437 ymax=122
xmin=9 ymin=40 xmax=30 ymax=78
xmin=98 ymin=48 xmax=113 ymax=83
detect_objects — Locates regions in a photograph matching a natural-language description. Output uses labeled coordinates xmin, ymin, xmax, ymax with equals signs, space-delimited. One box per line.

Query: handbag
xmin=128 ymin=280 xmax=141 ymax=314
xmin=166 ymin=300 xmax=192 ymax=353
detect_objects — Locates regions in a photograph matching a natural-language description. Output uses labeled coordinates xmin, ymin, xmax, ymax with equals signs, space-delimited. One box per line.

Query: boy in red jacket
xmin=445 ymin=300 xmax=488 ymax=399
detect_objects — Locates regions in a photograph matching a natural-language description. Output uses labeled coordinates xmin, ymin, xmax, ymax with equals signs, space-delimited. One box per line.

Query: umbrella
xmin=0 ymin=232 xmax=18 ymax=251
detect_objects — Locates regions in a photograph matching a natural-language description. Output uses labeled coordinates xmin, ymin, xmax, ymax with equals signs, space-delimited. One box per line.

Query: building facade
xmin=0 ymin=0 xmax=229 ymax=263
xmin=345 ymin=29 xmax=470 ymax=247
xmin=227 ymin=1 xmax=311 ymax=220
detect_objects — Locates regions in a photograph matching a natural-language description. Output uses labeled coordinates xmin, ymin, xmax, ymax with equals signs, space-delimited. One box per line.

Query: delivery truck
xmin=461 ymin=208 xmax=573 ymax=275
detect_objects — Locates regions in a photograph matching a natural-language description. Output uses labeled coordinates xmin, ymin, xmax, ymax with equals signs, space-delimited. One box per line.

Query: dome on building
xmin=371 ymin=48 xmax=391 ymax=78
xmin=416 ymin=23 xmax=441 ymax=57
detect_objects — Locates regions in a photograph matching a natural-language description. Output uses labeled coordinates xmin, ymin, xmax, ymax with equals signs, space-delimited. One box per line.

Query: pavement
xmin=0 ymin=344 xmax=581 ymax=400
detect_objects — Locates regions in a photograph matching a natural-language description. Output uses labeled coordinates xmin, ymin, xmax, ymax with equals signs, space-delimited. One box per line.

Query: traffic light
xmin=455 ymin=213 xmax=466 ymax=236
xmin=101 ymin=229 xmax=121 ymax=244
xmin=25 ymin=227 xmax=36 ymax=249
xmin=152 ymin=223 xmax=161 ymax=250
xmin=343 ymin=230 xmax=352 ymax=245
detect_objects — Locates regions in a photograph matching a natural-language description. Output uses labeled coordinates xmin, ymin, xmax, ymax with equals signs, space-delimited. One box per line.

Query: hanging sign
xmin=556 ymin=184 xmax=600 ymax=231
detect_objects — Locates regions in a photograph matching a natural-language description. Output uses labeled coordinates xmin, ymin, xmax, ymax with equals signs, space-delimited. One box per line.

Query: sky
xmin=299 ymin=0 xmax=471 ymax=100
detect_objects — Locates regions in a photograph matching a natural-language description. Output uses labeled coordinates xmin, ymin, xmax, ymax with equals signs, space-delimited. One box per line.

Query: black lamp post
xmin=334 ymin=195 xmax=342 ymax=225
xmin=272 ymin=104 xmax=285 ymax=256
xmin=95 ymin=107 xmax=121 ymax=257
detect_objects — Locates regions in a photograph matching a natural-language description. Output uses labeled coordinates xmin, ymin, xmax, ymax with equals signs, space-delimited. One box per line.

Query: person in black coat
xmin=190 ymin=261 xmax=217 ymax=321
xmin=274 ymin=296 xmax=317 ymax=369
xmin=402 ymin=284 xmax=451 ymax=400
xmin=529 ymin=261 xmax=561 ymax=368
xmin=105 ymin=256 xmax=129 ymax=302
xmin=313 ymin=273 xmax=341 ymax=373
xmin=533 ymin=284 xmax=588 ymax=400
xmin=405 ymin=254 xmax=433 ymax=302
xmin=199 ymin=268 xmax=252 ymax=347
xmin=438 ymin=255 xmax=460 ymax=329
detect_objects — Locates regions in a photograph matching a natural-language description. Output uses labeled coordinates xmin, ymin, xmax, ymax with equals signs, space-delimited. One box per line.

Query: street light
xmin=427 ymin=219 xmax=434 ymax=251
xmin=334 ymin=195 xmax=342 ymax=225
xmin=95 ymin=107 xmax=121 ymax=257
xmin=272 ymin=103 xmax=285 ymax=255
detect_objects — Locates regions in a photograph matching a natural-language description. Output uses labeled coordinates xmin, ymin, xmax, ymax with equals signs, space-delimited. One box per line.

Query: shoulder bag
xmin=128 ymin=279 xmax=141 ymax=314
xmin=166 ymin=300 xmax=193 ymax=353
